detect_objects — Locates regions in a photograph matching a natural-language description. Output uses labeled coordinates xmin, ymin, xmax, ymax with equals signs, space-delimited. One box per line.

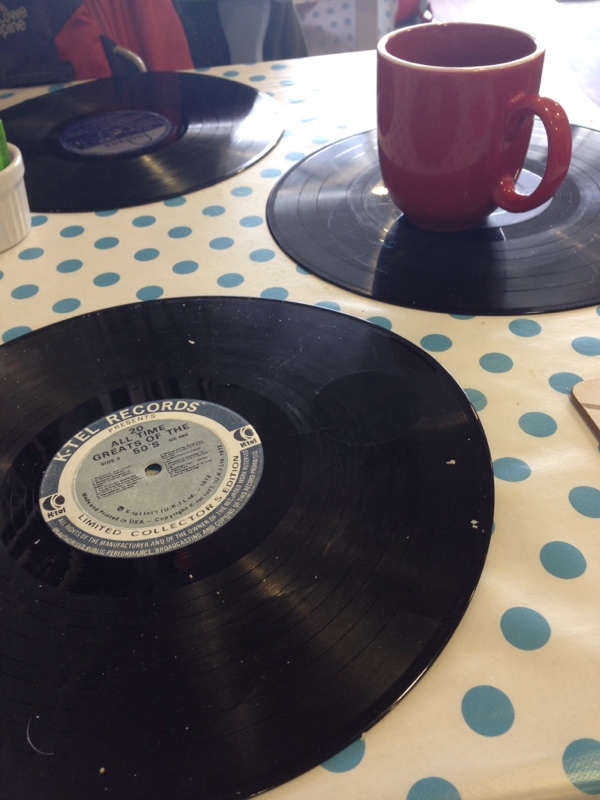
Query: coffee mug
xmin=377 ymin=23 xmax=572 ymax=231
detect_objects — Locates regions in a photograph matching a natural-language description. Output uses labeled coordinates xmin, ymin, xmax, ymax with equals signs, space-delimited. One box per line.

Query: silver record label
xmin=59 ymin=110 xmax=174 ymax=156
xmin=39 ymin=399 xmax=264 ymax=558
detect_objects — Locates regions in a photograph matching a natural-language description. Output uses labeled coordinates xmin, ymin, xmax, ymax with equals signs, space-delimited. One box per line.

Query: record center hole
xmin=145 ymin=463 xmax=162 ymax=477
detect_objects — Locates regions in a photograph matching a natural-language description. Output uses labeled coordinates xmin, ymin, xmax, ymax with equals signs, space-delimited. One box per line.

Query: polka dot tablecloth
xmin=1 ymin=52 xmax=600 ymax=800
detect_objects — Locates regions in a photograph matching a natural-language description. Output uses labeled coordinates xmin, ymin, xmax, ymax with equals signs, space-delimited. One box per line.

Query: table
xmin=1 ymin=50 xmax=600 ymax=800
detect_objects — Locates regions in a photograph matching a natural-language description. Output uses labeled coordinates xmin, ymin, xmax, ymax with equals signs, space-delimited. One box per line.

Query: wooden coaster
xmin=572 ymin=378 xmax=600 ymax=439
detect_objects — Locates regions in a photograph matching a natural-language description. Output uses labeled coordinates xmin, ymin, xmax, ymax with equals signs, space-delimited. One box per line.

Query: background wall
xmin=294 ymin=0 xmax=397 ymax=55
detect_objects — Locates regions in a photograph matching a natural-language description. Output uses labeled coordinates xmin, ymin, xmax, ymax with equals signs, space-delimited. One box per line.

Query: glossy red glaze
xmin=377 ymin=23 xmax=573 ymax=231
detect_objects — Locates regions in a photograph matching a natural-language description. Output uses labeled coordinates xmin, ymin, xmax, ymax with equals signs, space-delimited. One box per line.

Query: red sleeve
xmin=124 ymin=0 xmax=194 ymax=72
xmin=54 ymin=4 xmax=113 ymax=80
xmin=394 ymin=0 xmax=422 ymax=25
xmin=83 ymin=0 xmax=194 ymax=73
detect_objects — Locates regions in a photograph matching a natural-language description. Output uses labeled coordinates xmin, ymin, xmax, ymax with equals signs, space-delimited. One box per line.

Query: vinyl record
xmin=266 ymin=125 xmax=600 ymax=315
xmin=1 ymin=72 xmax=283 ymax=212
xmin=0 ymin=297 xmax=493 ymax=800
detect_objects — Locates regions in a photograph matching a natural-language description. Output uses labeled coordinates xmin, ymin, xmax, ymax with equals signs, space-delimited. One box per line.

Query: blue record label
xmin=39 ymin=399 xmax=263 ymax=558
xmin=59 ymin=110 xmax=174 ymax=156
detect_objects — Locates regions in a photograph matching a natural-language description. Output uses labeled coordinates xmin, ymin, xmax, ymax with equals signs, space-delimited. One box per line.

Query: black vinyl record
xmin=266 ymin=125 xmax=600 ymax=315
xmin=1 ymin=72 xmax=282 ymax=212
xmin=0 ymin=297 xmax=493 ymax=800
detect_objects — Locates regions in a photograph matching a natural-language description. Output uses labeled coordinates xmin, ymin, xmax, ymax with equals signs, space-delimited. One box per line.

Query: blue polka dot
xmin=60 ymin=225 xmax=84 ymax=238
xmin=240 ymin=216 xmax=263 ymax=228
xmin=450 ymin=314 xmax=475 ymax=320
xmin=509 ymin=319 xmax=542 ymax=337
xmin=217 ymin=273 xmax=244 ymax=288
xmin=261 ymin=287 xmax=289 ymax=300
xmin=0 ymin=92 xmax=15 ymax=100
xmin=31 ymin=215 xmax=48 ymax=227
xmin=572 ymin=337 xmax=600 ymax=356
xmin=2 ymin=326 xmax=31 ymax=342
xmin=421 ymin=334 xmax=452 ymax=352
xmin=271 ymin=63 xmax=288 ymax=71
xmin=52 ymin=298 xmax=81 ymax=314
xmin=57 ymin=259 xmax=83 ymax=273
xmin=465 ymin=388 xmax=487 ymax=412
xmin=173 ymin=260 xmax=199 ymax=275
xmin=250 ymin=249 xmax=275 ymax=262
xmin=480 ymin=353 xmax=514 ymax=373
xmin=280 ymin=79 xmax=296 ymax=87
xmin=95 ymin=209 xmax=118 ymax=217
xmin=540 ymin=541 xmax=587 ymax=579
xmin=249 ymin=74 xmax=266 ymax=82
xmin=563 ymin=739 xmax=600 ymax=795
xmin=203 ymin=205 xmax=226 ymax=217
xmin=11 ymin=284 xmax=39 ymax=299
xmin=136 ymin=286 xmax=164 ymax=301
xmin=285 ymin=151 xmax=307 ymax=161
xmin=493 ymin=457 xmax=531 ymax=482
xmin=168 ymin=226 xmax=192 ymax=239
xmin=312 ymin=135 xmax=330 ymax=145
xmin=549 ymin=372 xmax=583 ymax=394
xmin=93 ymin=272 xmax=120 ymax=287
xmin=569 ymin=486 xmax=600 ymax=518
xmin=134 ymin=248 xmax=160 ymax=261
xmin=518 ymin=412 xmax=558 ymax=437
xmin=163 ymin=197 xmax=186 ymax=207
xmin=210 ymin=237 xmax=234 ymax=250
xmin=132 ymin=215 xmax=156 ymax=227
xmin=500 ymin=607 xmax=551 ymax=650
xmin=321 ymin=739 xmax=365 ymax=773
xmin=315 ymin=301 xmax=341 ymax=311
xmin=461 ymin=686 xmax=515 ymax=736
xmin=94 ymin=237 xmax=119 ymax=250
xmin=231 ymin=187 xmax=253 ymax=197
xmin=368 ymin=316 xmax=393 ymax=330
xmin=261 ymin=168 xmax=283 ymax=178
xmin=18 ymin=247 xmax=44 ymax=260
xmin=407 ymin=777 xmax=462 ymax=800
xmin=222 ymin=70 xmax=239 ymax=78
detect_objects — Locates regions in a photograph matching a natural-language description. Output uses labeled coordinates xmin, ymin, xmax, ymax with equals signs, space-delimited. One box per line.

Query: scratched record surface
xmin=267 ymin=125 xmax=600 ymax=314
xmin=0 ymin=297 xmax=493 ymax=800
xmin=0 ymin=72 xmax=282 ymax=212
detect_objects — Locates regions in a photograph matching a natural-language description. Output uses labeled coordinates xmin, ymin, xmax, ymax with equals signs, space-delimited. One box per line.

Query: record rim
xmin=0 ymin=296 xmax=494 ymax=799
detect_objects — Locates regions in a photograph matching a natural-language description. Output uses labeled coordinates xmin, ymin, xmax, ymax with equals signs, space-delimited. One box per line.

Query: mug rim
xmin=377 ymin=22 xmax=544 ymax=72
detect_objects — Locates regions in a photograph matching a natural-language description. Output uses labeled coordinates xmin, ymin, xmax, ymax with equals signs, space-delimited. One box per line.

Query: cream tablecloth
xmin=1 ymin=50 xmax=600 ymax=800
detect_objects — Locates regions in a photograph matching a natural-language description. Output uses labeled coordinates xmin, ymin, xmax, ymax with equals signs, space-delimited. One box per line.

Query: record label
xmin=59 ymin=110 xmax=175 ymax=157
xmin=38 ymin=399 xmax=263 ymax=558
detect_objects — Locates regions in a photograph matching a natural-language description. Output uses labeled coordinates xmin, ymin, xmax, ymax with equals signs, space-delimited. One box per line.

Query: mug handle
xmin=492 ymin=95 xmax=572 ymax=213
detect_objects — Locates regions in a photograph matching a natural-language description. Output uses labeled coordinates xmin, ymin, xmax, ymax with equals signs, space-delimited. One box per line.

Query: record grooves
xmin=0 ymin=297 xmax=493 ymax=800
xmin=266 ymin=125 xmax=600 ymax=315
xmin=1 ymin=73 xmax=283 ymax=211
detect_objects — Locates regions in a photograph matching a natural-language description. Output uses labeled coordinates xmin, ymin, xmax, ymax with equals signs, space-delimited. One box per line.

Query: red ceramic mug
xmin=377 ymin=23 xmax=573 ymax=231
